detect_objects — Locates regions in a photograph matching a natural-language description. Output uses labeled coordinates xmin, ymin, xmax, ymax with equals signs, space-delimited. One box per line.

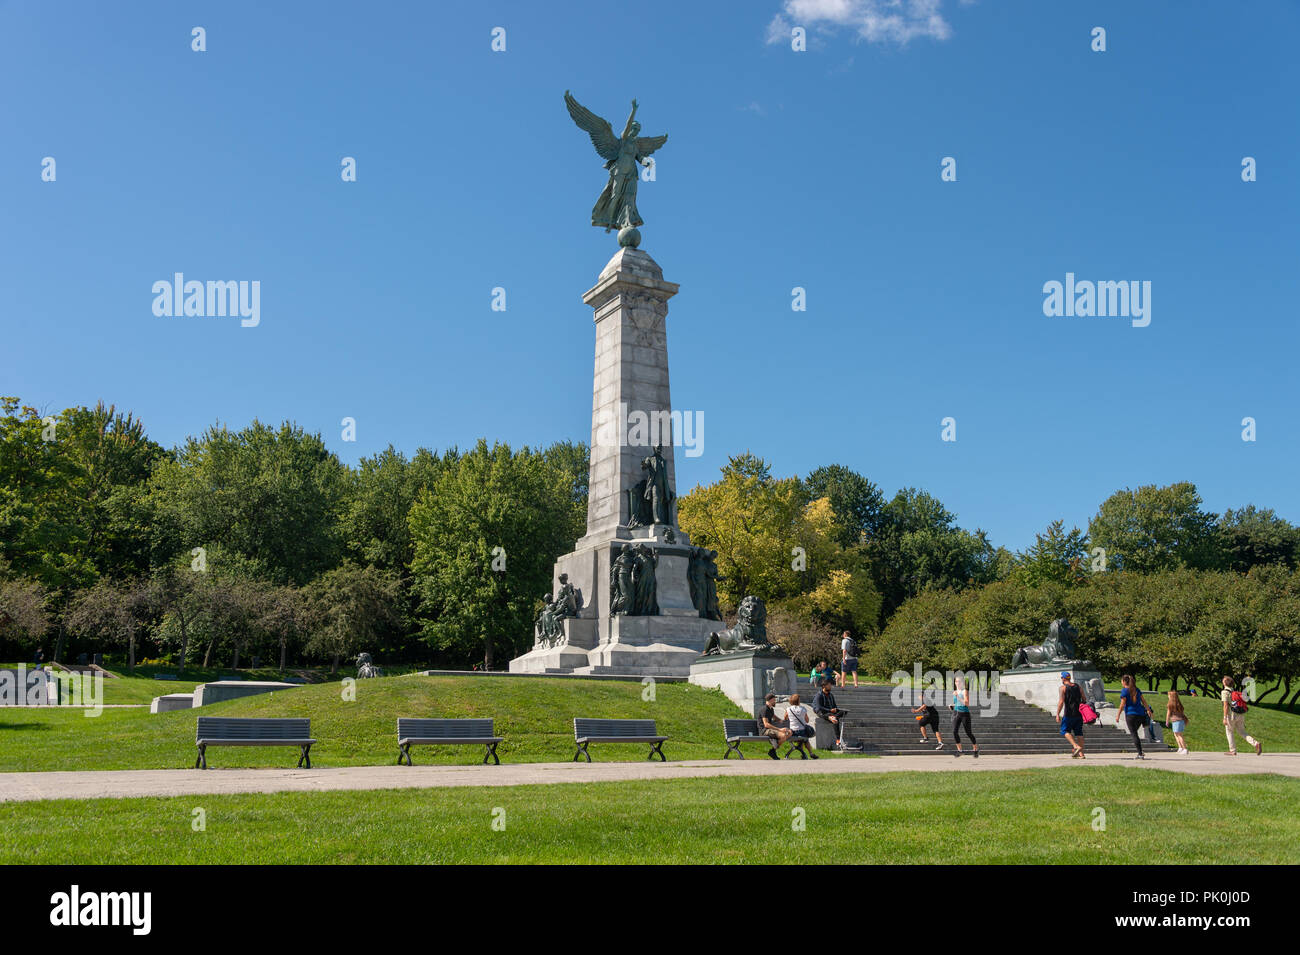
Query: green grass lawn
xmin=0 ymin=673 xmax=760 ymax=771
xmin=1 ymin=767 xmax=1296 ymax=864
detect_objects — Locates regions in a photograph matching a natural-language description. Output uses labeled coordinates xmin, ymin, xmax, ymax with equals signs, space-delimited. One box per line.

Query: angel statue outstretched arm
xmin=564 ymin=90 xmax=668 ymax=246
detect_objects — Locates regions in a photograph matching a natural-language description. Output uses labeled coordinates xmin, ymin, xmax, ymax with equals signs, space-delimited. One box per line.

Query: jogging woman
xmin=951 ymin=674 xmax=979 ymax=758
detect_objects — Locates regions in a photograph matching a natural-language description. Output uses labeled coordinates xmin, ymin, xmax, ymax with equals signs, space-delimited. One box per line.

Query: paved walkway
xmin=1 ymin=752 xmax=1296 ymax=803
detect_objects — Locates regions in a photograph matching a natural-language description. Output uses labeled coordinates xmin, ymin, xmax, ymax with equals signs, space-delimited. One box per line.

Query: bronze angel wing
xmin=634 ymin=134 xmax=668 ymax=159
xmin=564 ymin=91 xmax=620 ymax=163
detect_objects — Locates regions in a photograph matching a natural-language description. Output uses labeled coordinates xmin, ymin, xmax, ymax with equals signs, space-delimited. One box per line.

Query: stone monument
xmin=509 ymin=94 xmax=718 ymax=678
xmin=999 ymin=618 xmax=1105 ymax=712
xmin=688 ymin=596 xmax=798 ymax=716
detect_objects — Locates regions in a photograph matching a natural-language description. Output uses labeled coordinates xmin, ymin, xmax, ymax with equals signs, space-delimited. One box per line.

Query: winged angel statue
xmin=564 ymin=91 xmax=668 ymax=247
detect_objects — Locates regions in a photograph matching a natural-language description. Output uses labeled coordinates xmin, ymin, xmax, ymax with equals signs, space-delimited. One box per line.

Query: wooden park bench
xmin=722 ymin=718 xmax=813 ymax=759
xmin=397 ymin=718 xmax=503 ymax=765
xmin=573 ymin=718 xmax=667 ymax=763
xmin=194 ymin=717 xmax=315 ymax=770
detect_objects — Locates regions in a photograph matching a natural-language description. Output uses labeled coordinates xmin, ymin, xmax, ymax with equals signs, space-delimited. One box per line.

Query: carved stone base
xmin=508 ymin=538 xmax=720 ymax=677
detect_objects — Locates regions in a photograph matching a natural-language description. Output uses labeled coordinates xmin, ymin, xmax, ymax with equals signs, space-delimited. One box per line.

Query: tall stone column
xmin=508 ymin=246 xmax=719 ymax=677
xmin=579 ymin=246 xmax=680 ymax=546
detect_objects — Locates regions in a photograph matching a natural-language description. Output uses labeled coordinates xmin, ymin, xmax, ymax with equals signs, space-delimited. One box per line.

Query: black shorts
xmin=920 ymin=713 xmax=939 ymax=731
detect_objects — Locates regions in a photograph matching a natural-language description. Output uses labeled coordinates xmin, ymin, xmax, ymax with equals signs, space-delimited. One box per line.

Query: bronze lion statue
xmin=702 ymin=595 xmax=777 ymax=655
xmin=1010 ymin=618 xmax=1081 ymax=669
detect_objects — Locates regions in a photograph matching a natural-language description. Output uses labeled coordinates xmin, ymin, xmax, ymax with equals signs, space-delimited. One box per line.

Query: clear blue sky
xmin=2 ymin=0 xmax=1296 ymax=552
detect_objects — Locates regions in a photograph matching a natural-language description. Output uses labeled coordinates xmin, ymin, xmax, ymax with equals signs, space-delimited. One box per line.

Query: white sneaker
xmin=1178 ymin=748 xmax=1188 ymax=754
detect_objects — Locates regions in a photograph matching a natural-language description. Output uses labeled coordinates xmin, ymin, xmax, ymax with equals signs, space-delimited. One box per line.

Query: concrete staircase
xmin=812 ymin=683 xmax=1154 ymax=756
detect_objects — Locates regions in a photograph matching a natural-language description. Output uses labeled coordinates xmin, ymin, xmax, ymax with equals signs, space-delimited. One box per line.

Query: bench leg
xmin=398 ymin=743 xmax=411 ymax=766
xmin=724 ymin=741 xmax=743 ymax=759
xmin=195 ymin=745 xmax=206 ymax=770
xmin=574 ymin=742 xmax=591 ymax=763
xmin=484 ymin=742 xmax=499 ymax=765
xmin=299 ymin=745 xmax=312 ymax=769
xmin=649 ymin=741 xmax=666 ymax=762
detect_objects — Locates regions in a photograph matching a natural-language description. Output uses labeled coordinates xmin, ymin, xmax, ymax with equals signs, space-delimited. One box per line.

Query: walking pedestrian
xmin=951 ymin=674 xmax=979 ymax=758
xmin=1117 ymin=675 xmax=1154 ymax=759
xmin=1221 ymin=676 xmax=1262 ymax=756
xmin=1054 ymin=671 xmax=1086 ymax=758
xmin=1165 ymin=690 xmax=1190 ymax=754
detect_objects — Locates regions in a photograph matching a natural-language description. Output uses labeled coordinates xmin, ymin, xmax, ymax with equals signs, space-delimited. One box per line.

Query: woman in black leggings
xmin=951 ymin=675 xmax=979 ymax=757
xmin=1117 ymin=674 xmax=1153 ymax=759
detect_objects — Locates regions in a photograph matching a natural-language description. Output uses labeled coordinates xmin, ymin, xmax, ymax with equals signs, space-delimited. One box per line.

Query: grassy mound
xmin=2 ymin=767 xmax=1297 ymax=864
xmin=0 ymin=674 xmax=750 ymax=771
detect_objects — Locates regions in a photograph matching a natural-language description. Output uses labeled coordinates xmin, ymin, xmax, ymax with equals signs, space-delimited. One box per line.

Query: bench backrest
xmin=574 ymin=718 xmax=658 ymax=739
xmin=724 ymin=718 xmax=761 ymax=738
xmin=398 ymin=717 xmax=494 ymax=739
xmin=196 ymin=717 xmax=311 ymax=741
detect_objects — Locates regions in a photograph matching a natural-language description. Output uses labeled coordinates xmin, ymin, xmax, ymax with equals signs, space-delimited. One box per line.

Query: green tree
xmin=65 ymin=576 xmax=151 ymax=672
xmin=1087 ymin=481 xmax=1221 ymax=573
xmin=0 ymin=574 xmax=50 ymax=655
xmin=408 ymin=440 xmax=575 ymax=669
xmin=1014 ymin=520 xmax=1091 ymax=586
xmin=304 ymin=562 xmax=405 ymax=674
xmin=1217 ymin=506 xmax=1300 ymax=572
xmin=148 ymin=420 xmax=350 ymax=585
xmin=677 ymin=454 xmax=817 ymax=608
xmin=802 ymin=464 xmax=884 ymax=547
xmin=866 ymin=488 xmax=995 ymax=621
xmin=344 ymin=446 xmax=448 ymax=574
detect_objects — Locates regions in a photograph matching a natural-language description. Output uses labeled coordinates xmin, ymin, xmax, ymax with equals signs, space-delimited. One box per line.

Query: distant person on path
xmin=814 ymin=679 xmax=847 ymax=750
xmin=1054 ymin=671 xmax=1086 ymax=759
xmin=1221 ymin=676 xmax=1262 ymax=756
xmin=839 ymin=632 xmax=859 ymax=688
xmin=1165 ymin=690 xmax=1190 ymax=754
xmin=950 ymin=675 xmax=979 ymax=758
xmin=912 ymin=693 xmax=944 ymax=749
xmin=1117 ymin=675 xmax=1154 ymax=759
xmin=785 ymin=693 xmax=819 ymax=759
xmin=759 ymin=692 xmax=791 ymax=760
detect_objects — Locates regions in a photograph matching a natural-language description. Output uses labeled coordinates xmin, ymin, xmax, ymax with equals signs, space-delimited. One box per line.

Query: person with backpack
xmin=1117 ymin=674 xmax=1154 ymax=759
xmin=1165 ymin=690 xmax=1190 ymax=754
xmin=1054 ymin=671 xmax=1086 ymax=759
xmin=839 ymin=631 xmax=859 ymax=688
xmin=1221 ymin=676 xmax=1262 ymax=755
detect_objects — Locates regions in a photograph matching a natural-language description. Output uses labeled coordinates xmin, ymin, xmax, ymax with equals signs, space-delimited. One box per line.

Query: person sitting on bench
xmin=785 ymin=694 xmax=819 ymax=759
xmin=758 ymin=692 xmax=791 ymax=760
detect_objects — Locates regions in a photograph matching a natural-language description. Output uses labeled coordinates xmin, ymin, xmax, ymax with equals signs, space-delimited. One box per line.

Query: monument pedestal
xmin=689 ymin=649 xmax=798 ymax=718
xmin=999 ymin=666 xmax=1103 ymax=712
xmin=508 ymin=245 xmax=722 ymax=678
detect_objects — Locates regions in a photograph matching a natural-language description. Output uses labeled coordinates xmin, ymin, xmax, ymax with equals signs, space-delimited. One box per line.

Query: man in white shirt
xmin=840 ymin=631 xmax=859 ymax=687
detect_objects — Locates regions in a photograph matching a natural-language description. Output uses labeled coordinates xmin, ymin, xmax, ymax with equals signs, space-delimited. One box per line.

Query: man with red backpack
xmin=1221 ymin=675 xmax=1262 ymax=755
xmin=1054 ymin=671 xmax=1087 ymax=759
